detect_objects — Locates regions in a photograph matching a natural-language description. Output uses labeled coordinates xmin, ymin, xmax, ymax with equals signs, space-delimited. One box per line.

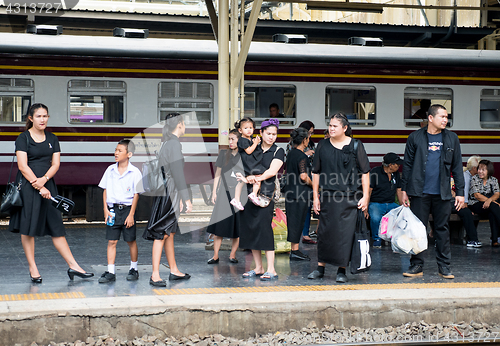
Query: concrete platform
xmin=1 ymin=219 xmax=500 ymax=345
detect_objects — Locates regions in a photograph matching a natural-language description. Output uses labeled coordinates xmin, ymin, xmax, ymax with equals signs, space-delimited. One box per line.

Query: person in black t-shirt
xmin=367 ymin=152 xmax=403 ymax=248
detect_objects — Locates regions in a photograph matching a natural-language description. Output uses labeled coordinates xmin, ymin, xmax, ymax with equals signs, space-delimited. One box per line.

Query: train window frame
xmin=0 ymin=78 xmax=33 ymax=123
xmin=480 ymin=89 xmax=500 ymax=129
xmin=404 ymin=87 xmax=453 ymax=128
xmin=244 ymin=84 xmax=297 ymax=126
xmin=325 ymin=85 xmax=376 ymax=127
xmin=158 ymin=81 xmax=214 ymax=126
xmin=67 ymin=80 xmax=127 ymax=125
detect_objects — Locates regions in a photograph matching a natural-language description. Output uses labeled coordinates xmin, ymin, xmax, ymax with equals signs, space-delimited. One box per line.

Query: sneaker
xmin=248 ymin=192 xmax=260 ymax=206
xmin=98 ymin=271 xmax=116 ymax=283
xmin=230 ymin=198 xmax=244 ymax=211
xmin=373 ymin=239 xmax=382 ymax=248
xmin=438 ymin=265 xmax=455 ymax=279
xmin=467 ymin=241 xmax=482 ymax=248
xmin=403 ymin=264 xmax=423 ymax=277
xmin=127 ymin=268 xmax=139 ymax=281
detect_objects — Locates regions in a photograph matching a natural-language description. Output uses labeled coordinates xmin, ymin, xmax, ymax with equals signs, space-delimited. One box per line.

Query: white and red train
xmin=1 ymin=31 xmax=500 ymax=217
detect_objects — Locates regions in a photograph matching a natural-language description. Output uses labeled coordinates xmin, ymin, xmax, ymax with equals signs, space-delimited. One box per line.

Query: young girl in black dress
xmin=206 ymin=129 xmax=243 ymax=264
xmin=9 ymin=103 xmax=94 ymax=283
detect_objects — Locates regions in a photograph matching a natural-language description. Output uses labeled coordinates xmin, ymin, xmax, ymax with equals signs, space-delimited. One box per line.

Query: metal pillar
xmin=218 ymin=0 xmax=229 ymax=146
xmin=230 ymin=0 xmax=239 ymax=127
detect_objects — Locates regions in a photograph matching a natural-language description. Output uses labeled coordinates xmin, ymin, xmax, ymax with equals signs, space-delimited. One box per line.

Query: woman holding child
xmin=143 ymin=113 xmax=192 ymax=286
xmin=239 ymin=118 xmax=285 ymax=281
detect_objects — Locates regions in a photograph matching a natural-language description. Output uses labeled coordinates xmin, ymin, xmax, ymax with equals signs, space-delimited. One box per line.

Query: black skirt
xmin=317 ymin=191 xmax=360 ymax=267
xmin=285 ymin=198 xmax=309 ymax=243
xmin=143 ymin=173 xmax=180 ymax=240
xmin=239 ymin=199 xmax=275 ymax=251
xmin=9 ymin=164 xmax=66 ymax=237
xmin=206 ymin=184 xmax=240 ymax=239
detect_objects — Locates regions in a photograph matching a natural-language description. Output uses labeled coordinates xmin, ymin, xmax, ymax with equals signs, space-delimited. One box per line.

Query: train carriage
xmin=1 ymin=32 xmax=500 ymax=218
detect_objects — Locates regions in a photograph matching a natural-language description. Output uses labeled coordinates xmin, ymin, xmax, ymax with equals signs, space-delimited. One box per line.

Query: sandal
xmin=230 ymin=198 xmax=244 ymax=211
xmin=248 ymin=193 xmax=260 ymax=206
xmin=242 ymin=270 xmax=263 ymax=278
xmin=260 ymin=272 xmax=279 ymax=281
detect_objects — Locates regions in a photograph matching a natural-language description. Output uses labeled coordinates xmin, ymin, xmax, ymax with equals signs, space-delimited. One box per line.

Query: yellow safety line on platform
xmin=0 ymin=292 xmax=85 ymax=301
xmin=153 ymin=282 xmax=500 ymax=296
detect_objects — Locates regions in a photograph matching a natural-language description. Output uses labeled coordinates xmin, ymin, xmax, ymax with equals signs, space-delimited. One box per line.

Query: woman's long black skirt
xmin=239 ymin=198 xmax=275 ymax=251
xmin=317 ymin=191 xmax=360 ymax=267
xmin=206 ymin=185 xmax=240 ymax=239
xmin=285 ymin=198 xmax=309 ymax=243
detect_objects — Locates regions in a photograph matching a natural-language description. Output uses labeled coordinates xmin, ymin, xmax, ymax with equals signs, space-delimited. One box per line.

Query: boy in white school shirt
xmin=98 ymin=139 xmax=143 ymax=283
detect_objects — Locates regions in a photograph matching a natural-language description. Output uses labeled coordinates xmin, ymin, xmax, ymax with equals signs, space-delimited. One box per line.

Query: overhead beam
xmin=205 ymin=0 xmax=218 ymax=41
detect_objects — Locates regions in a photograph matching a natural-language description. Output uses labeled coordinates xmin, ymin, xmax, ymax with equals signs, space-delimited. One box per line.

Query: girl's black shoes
xmin=67 ymin=268 xmax=94 ymax=280
xmin=30 ymin=274 xmax=42 ymax=284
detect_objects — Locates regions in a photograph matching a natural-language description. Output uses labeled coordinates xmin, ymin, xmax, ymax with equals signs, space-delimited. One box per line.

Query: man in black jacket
xmin=400 ymin=104 xmax=465 ymax=279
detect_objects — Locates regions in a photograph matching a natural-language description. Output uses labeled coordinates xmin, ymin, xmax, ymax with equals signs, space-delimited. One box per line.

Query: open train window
xmin=0 ymin=78 xmax=33 ymax=123
xmin=480 ymin=89 xmax=500 ymax=129
xmin=68 ymin=80 xmax=126 ymax=124
xmin=404 ymin=87 xmax=453 ymax=127
xmin=244 ymin=84 xmax=296 ymax=126
xmin=325 ymin=86 xmax=375 ymax=127
xmin=158 ymin=82 xmax=214 ymax=126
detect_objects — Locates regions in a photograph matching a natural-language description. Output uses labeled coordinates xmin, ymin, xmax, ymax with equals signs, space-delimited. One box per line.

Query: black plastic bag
xmin=350 ymin=209 xmax=372 ymax=274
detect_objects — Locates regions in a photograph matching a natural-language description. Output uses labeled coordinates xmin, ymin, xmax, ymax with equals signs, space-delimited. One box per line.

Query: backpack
xmin=142 ymin=142 xmax=166 ymax=195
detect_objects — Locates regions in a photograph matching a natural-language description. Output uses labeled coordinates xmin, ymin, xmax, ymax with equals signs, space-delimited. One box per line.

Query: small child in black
xmin=232 ymin=118 xmax=266 ymax=208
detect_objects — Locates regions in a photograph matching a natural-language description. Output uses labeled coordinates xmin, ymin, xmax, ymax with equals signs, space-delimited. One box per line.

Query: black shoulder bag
xmin=1 ymin=136 xmax=27 ymax=213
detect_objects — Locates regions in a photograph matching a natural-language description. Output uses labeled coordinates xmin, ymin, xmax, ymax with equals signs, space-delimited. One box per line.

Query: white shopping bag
xmin=378 ymin=205 xmax=404 ymax=242
xmin=391 ymin=207 xmax=428 ymax=255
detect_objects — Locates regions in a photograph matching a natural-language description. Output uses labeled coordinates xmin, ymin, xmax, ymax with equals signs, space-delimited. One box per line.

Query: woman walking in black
xmin=143 ymin=113 xmax=193 ymax=286
xmin=307 ymin=113 xmax=370 ymax=283
xmin=284 ymin=127 xmax=313 ymax=261
xmin=206 ymin=129 xmax=243 ymax=263
xmin=9 ymin=103 xmax=94 ymax=283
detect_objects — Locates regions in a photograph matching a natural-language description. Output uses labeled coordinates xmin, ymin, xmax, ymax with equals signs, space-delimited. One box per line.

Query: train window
xmin=244 ymin=84 xmax=296 ymax=126
xmin=158 ymin=82 xmax=214 ymax=125
xmin=325 ymin=86 xmax=375 ymax=127
xmin=68 ymin=80 xmax=126 ymax=124
xmin=404 ymin=87 xmax=453 ymax=127
xmin=480 ymin=89 xmax=500 ymax=128
xmin=0 ymin=78 xmax=33 ymax=123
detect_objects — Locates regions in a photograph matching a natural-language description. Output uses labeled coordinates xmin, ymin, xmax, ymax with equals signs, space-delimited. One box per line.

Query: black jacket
xmin=401 ymin=126 xmax=464 ymax=200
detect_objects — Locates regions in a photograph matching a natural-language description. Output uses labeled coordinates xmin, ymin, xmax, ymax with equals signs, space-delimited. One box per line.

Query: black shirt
xmin=369 ymin=165 xmax=401 ymax=203
xmin=312 ymin=138 xmax=370 ymax=192
xmin=237 ymin=137 xmax=265 ymax=175
xmin=159 ymin=135 xmax=189 ymax=201
xmin=215 ymin=149 xmax=243 ymax=190
xmin=16 ymin=131 xmax=61 ymax=167
xmin=423 ymin=132 xmax=442 ymax=195
xmin=247 ymin=143 xmax=285 ymax=198
xmin=284 ymin=148 xmax=312 ymax=200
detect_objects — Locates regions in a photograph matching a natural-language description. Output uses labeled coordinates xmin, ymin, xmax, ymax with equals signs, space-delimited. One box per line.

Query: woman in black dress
xmin=239 ymin=118 xmax=285 ymax=281
xmin=284 ymin=127 xmax=313 ymax=261
xmin=307 ymin=113 xmax=370 ymax=283
xmin=143 ymin=113 xmax=193 ymax=286
xmin=9 ymin=103 xmax=94 ymax=283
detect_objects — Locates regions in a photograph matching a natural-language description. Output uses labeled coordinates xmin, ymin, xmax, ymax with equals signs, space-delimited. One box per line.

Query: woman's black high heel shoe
xmin=30 ymin=274 xmax=42 ymax=284
xmin=67 ymin=268 xmax=94 ymax=280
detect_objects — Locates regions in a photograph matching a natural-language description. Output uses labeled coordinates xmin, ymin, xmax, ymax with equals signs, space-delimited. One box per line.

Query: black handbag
xmin=1 ymin=156 xmax=23 ymax=214
xmin=350 ymin=209 xmax=372 ymax=274
xmin=50 ymin=195 xmax=75 ymax=214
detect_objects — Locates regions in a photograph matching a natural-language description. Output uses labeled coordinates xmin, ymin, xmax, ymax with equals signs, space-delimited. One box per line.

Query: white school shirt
xmin=99 ymin=162 xmax=144 ymax=207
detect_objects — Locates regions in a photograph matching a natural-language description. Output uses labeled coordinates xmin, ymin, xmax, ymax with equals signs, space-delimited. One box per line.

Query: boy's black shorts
xmin=106 ymin=205 xmax=136 ymax=242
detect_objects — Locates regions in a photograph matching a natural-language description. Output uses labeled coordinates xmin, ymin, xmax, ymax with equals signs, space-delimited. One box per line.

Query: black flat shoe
xmin=207 ymin=258 xmax=219 ymax=264
xmin=169 ymin=273 xmax=191 ymax=281
xmin=67 ymin=268 xmax=94 ymax=280
xmin=336 ymin=272 xmax=348 ymax=283
xmin=229 ymin=257 xmax=238 ymax=263
xmin=307 ymin=270 xmax=324 ymax=279
xmin=149 ymin=277 xmax=167 ymax=287
xmin=30 ymin=274 xmax=42 ymax=284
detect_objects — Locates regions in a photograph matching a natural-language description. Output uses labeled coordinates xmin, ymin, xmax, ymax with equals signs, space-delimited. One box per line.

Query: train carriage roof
xmin=0 ymin=32 xmax=499 ymax=67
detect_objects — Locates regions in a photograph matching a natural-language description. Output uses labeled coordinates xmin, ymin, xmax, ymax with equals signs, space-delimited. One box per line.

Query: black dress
xmin=312 ymin=139 xmax=370 ymax=267
xmin=9 ymin=131 xmax=66 ymax=237
xmin=143 ymin=135 xmax=190 ymax=240
xmin=239 ymin=144 xmax=285 ymax=251
xmin=284 ymin=148 xmax=312 ymax=243
xmin=206 ymin=150 xmax=243 ymax=239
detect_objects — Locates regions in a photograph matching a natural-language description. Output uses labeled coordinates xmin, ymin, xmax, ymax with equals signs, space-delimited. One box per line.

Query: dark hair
xmin=428 ymin=104 xmax=446 ymax=117
xmin=290 ymin=127 xmax=308 ymax=148
xmin=269 ymin=103 xmax=279 ymax=110
xmin=118 ymin=139 xmax=135 ymax=154
xmin=162 ymin=113 xmax=183 ymax=141
xmin=224 ymin=128 xmax=241 ymax=165
xmin=299 ymin=120 xmax=315 ymax=145
xmin=26 ymin=103 xmax=49 ymax=130
xmin=478 ymin=159 xmax=495 ymax=179
xmin=329 ymin=112 xmax=352 ymax=137
xmin=234 ymin=117 xmax=255 ymax=130
xmin=420 ymin=99 xmax=431 ymax=109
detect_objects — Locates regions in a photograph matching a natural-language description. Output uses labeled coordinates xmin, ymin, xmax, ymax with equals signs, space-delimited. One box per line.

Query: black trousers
xmin=469 ymin=202 xmax=500 ymax=242
xmin=410 ymin=194 xmax=452 ymax=268
xmin=451 ymin=202 xmax=478 ymax=242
